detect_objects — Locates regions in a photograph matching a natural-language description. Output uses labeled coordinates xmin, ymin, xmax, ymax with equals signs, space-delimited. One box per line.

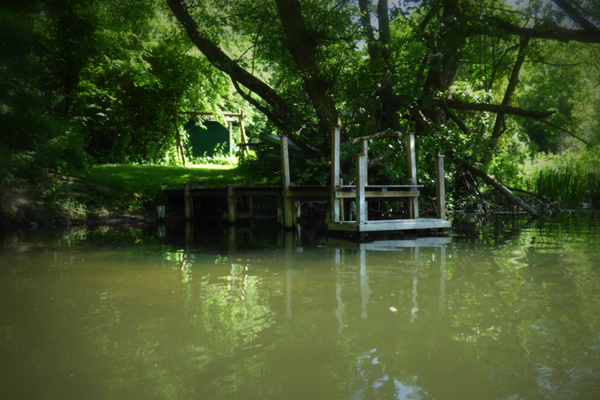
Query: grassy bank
xmin=1 ymin=162 xmax=278 ymax=226
xmin=84 ymin=164 xmax=244 ymax=195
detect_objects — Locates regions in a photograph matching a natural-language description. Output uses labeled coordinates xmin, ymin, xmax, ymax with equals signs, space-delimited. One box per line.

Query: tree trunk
xmin=462 ymin=161 xmax=540 ymax=217
xmin=274 ymin=0 xmax=341 ymax=138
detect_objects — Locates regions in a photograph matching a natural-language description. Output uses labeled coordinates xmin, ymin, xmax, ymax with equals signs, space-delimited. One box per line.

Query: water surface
xmin=1 ymin=213 xmax=600 ymax=399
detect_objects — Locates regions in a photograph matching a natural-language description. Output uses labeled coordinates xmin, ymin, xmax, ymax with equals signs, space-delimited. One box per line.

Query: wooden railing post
xmin=239 ymin=108 xmax=249 ymax=159
xmin=356 ymin=140 xmax=368 ymax=224
xmin=281 ymin=135 xmax=295 ymax=228
xmin=435 ymin=154 xmax=446 ymax=220
xmin=331 ymin=127 xmax=341 ymax=223
xmin=406 ymin=132 xmax=419 ymax=219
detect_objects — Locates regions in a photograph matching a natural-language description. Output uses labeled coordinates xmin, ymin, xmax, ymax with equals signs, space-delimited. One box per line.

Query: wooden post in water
xmin=331 ymin=127 xmax=341 ymax=223
xmin=227 ymin=184 xmax=237 ymax=223
xmin=435 ymin=154 xmax=446 ymax=220
xmin=184 ymin=184 xmax=193 ymax=220
xmin=406 ymin=132 xmax=419 ymax=219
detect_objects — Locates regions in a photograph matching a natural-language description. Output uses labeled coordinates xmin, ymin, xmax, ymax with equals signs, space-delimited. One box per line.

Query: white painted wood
xmin=281 ymin=135 xmax=291 ymax=190
xmin=331 ymin=127 xmax=341 ymax=222
xmin=327 ymin=237 xmax=451 ymax=250
xmin=435 ymin=154 xmax=446 ymax=220
xmin=328 ymin=218 xmax=451 ymax=232
xmin=356 ymin=153 xmax=367 ymax=224
xmin=406 ymin=132 xmax=419 ymax=219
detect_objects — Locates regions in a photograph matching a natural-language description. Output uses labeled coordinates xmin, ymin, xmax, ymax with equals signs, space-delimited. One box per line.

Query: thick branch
xmin=462 ymin=162 xmax=540 ymax=217
xmin=166 ymin=0 xmax=294 ymax=128
xmin=231 ymin=80 xmax=284 ymax=130
xmin=491 ymin=16 xmax=600 ymax=43
xmin=534 ymin=118 xmax=594 ymax=148
xmin=480 ymin=37 xmax=530 ymax=168
xmin=441 ymin=99 xmax=555 ymax=119
xmin=552 ymin=0 xmax=600 ymax=33
xmin=442 ymin=104 xmax=473 ymax=136
xmin=491 ymin=37 xmax=529 ymax=139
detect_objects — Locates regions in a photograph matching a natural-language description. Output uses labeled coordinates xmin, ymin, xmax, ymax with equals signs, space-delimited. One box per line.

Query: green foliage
xmin=522 ymin=153 xmax=599 ymax=208
xmin=2 ymin=0 xmax=599 ymax=216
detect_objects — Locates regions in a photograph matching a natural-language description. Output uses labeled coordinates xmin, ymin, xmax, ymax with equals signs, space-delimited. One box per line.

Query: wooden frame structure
xmin=325 ymin=127 xmax=451 ymax=233
xmin=173 ymin=108 xmax=250 ymax=165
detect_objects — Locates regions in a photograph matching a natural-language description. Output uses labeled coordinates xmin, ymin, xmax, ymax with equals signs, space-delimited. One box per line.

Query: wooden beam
xmin=281 ymin=135 xmax=295 ymax=228
xmin=356 ymin=152 xmax=368 ymax=224
xmin=406 ymin=132 xmax=419 ymax=219
xmin=184 ymin=184 xmax=193 ymax=220
xmin=173 ymin=105 xmax=186 ymax=166
xmin=331 ymin=127 xmax=341 ymax=223
xmin=328 ymin=218 xmax=451 ymax=232
xmin=435 ymin=154 xmax=446 ymax=220
xmin=178 ymin=111 xmax=244 ymax=117
xmin=227 ymin=184 xmax=237 ymax=223
xmin=239 ymin=108 xmax=250 ymax=158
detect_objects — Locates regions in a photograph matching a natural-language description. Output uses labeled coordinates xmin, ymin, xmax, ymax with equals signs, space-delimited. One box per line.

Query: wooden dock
xmin=164 ymin=127 xmax=451 ymax=236
xmin=325 ymin=127 xmax=450 ymax=233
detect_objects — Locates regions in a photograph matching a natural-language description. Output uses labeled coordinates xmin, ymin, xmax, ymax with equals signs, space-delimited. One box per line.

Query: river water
xmin=1 ymin=212 xmax=600 ymax=400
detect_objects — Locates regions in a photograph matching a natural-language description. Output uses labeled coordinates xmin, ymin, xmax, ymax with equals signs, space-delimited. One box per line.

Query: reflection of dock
xmin=174 ymin=222 xmax=450 ymax=333
xmin=163 ymin=127 xmax=450 ymax=238
xmin=328 ymin=235 xmax=450 ymax=331
xmin=327 ymin=236 xmax=451 ymax=250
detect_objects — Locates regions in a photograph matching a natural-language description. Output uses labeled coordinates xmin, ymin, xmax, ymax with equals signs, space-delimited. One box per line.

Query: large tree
xmin=164 ymin=0 xmax=599 ymax=215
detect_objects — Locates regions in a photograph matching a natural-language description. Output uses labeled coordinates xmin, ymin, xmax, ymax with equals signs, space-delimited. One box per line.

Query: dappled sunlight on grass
xmin=84 ymin=163 xmax=246 ymax=195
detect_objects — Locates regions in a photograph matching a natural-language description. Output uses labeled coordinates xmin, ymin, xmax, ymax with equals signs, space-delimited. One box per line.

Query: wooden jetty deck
xmin=163 ymin=127 xmax=451 ymax=236
xmin=325 ymin=128 xmax=450 ymax=233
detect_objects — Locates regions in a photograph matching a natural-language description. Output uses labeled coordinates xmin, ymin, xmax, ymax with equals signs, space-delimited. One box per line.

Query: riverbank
xmin=0 ymin=163 xmax=265 ymax=230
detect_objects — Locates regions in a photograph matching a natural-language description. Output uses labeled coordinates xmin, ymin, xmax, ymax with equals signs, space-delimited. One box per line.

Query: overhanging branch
xmin=534 ymin=118 xmax=594 ymax=148
xmin=491 ymin=16 xmax=600 ymax=43
xmin=440 ymin=99 xmax=555 ymax=119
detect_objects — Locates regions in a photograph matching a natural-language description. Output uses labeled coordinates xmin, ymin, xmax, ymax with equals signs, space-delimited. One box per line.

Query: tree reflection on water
xmin=1 ymin=212 xmax=599 ymax=399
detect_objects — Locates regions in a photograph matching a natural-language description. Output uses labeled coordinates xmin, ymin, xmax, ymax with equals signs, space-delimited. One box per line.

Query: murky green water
xmin=1 ymin=213 xmax=600 ymax=400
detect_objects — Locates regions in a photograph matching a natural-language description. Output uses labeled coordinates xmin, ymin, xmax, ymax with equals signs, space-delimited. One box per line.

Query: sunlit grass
xmin=80 ymin=162 xmax=278 ymax=196
xmin=81 ymin=164 xmax=240 ymax=194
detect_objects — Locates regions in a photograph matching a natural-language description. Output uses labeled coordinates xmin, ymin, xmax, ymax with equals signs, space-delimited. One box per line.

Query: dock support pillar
xmin=406 ymin=132 xmax=419 ymax=219
xmin=227 ymin=184 xmax=237 ymax=223
xmin=435 ymin=154 xmax=446 ymax=220
xmin=184 ymin=184 xmax=193 ymax=220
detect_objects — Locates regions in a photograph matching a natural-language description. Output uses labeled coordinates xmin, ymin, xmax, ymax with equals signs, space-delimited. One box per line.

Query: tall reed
xmin=523 ymin=165 xmax=598 ymax=208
